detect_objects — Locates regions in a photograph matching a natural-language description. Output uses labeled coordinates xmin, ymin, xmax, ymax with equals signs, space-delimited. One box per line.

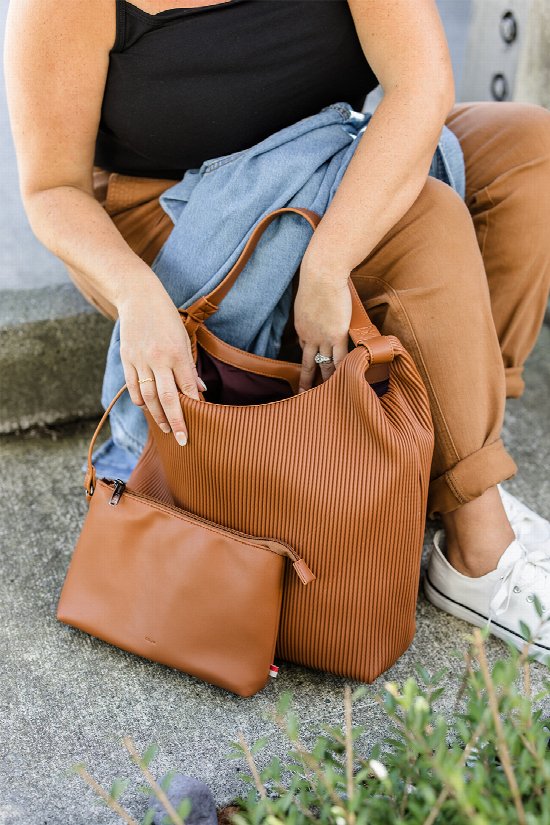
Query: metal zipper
xmin=108 ymin=478 xmax=126 ymax=506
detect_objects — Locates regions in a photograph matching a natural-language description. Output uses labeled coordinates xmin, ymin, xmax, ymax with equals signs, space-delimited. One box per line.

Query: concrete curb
xmin=0 ymin=283 xmax=113 ymax=433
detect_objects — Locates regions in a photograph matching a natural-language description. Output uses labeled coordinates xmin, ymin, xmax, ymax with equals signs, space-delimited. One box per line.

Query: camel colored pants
xmin=67 ymin=101 xmax=550 ymax=517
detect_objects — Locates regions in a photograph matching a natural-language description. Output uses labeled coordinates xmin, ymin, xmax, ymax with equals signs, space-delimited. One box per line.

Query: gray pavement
xmin=1 ymin=325 xmax=548 ymax=824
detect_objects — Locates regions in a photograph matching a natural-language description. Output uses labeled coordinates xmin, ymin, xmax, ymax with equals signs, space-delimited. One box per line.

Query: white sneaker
xmin=424 ymin=530 xmax=550 ymax=664
xmin=498 ymin=484 xmax=550 ymax=553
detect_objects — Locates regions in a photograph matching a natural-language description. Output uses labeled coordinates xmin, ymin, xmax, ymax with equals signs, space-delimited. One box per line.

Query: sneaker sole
xmin=423 ymin=572 xmax=550 ymax=666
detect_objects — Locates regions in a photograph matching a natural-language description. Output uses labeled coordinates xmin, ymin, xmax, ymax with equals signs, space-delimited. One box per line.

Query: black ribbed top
xmin=94 ymin=0 xmax=379 ymax=179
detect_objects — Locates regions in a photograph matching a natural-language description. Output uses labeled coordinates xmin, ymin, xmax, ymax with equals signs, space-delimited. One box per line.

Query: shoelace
xmin=489 ymin=543 xmax=550 ymax=622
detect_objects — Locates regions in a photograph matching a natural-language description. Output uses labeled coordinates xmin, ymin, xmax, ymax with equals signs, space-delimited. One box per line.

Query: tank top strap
xmin=111 ymin=0 xmax=127 ymax=53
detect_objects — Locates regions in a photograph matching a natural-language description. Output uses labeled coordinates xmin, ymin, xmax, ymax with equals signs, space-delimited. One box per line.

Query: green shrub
xmin=229 ymin=628 xmax=550 ymax=825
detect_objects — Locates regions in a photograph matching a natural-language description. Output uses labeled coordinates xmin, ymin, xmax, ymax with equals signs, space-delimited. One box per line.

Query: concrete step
xmin=0 ymin=285 xmax=113 ymax=432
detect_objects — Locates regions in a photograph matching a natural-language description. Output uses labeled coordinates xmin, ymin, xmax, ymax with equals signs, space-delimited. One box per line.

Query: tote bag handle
xmin=179 ymin=206 xmax=388 ymax=348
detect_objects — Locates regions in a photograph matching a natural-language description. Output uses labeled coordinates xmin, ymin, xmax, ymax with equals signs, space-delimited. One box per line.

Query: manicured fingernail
xmin=198 ymin=377 xmax=207 ymax=391
xmin=175 ymin=431 xmax=187 ymax=446
xmin=160 ymin=423 xmax=171 ymax=433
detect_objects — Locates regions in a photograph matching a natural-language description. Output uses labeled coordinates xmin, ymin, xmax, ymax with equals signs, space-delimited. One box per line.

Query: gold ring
xmin=138 ymin=377 xmax=155 ymax=384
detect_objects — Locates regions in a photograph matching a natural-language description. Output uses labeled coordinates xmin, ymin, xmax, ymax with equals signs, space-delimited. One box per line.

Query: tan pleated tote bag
xmin=86 ymin=207 xmax=435 ymax=682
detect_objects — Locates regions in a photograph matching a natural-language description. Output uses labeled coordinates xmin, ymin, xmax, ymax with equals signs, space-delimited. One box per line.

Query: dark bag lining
xmin=196 ymin=345 xmax=389 ymax=407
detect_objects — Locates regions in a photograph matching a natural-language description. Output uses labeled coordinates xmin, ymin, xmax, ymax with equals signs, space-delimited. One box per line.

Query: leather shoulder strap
xmin=180 ymin=206 xmax=381 ymax=345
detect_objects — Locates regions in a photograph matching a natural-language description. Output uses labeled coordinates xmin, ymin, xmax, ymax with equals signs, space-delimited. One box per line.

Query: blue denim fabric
xmin=87 ymin=100 xmax=465 ymax=481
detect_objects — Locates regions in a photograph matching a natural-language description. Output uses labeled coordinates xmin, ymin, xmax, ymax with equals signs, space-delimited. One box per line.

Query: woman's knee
xmin=353 ymin=176 xmax=489 ymax=303
xmin=471 ymin=100 xmax=550 ymax=161
xmin=392 ymin=175 xmax=479 ymax=266
xmin=503 ymin=101 xmax=550 ymax=152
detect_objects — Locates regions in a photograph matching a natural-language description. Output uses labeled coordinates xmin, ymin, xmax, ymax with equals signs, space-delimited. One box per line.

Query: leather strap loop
xmin=359 ymin=335 xmax=395 ymax=365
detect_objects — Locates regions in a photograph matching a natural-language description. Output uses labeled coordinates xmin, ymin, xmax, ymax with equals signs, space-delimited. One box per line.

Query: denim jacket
xmin=88 ymin=100 xmax=465 ymax=480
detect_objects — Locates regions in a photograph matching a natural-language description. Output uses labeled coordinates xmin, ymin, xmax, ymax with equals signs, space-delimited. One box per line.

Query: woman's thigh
xmin=349 ymin=175 xmax=512 ymax=493
xmin=444 ymin=101 xmax=550 ymax=395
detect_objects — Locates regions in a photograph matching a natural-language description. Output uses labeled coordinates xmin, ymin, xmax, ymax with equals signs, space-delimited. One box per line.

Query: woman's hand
xmin=118 ymin=287 xmax=206 ymax=446
xmin=293 ymin=257 xmax=352 ymax=392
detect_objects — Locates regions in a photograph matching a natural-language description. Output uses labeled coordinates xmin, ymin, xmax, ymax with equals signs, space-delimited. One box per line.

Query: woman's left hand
xmin=293 ymin=255 xmax=352 ymax=392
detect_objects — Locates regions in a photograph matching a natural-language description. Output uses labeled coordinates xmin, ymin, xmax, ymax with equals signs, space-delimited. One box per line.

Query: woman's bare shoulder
xmin=4 ymin=0 xmax=117 ymax=197
xmin=6 ymin=0 xmax=116 ymax=53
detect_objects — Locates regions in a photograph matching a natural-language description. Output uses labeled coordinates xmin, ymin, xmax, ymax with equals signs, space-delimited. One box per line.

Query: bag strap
xmin=85 ymin=383 xmax=129 ymax=497
xmin=179 ymin=206 xmax=382 ymax=346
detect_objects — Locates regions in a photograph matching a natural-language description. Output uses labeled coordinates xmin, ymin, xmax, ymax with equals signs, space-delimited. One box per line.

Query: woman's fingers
xmin=124 ymin=362 xmax=146 ymax=409
xmin=299 ymin=342 xmax=319 ymax=393
xmin=318 ymin=352 xmax=335 ymax=382
xmin=138 ymin=371 xmax=175 ymax=437
xmin=171 ymin=351 xmax=202 ymax=403
xmin=154 ymin=366 xmax=196 ymax=446
xmin=299 ymin=334 xmax=349 ymax=391
xmin=333 ymin=337 xmax=349 ymax=370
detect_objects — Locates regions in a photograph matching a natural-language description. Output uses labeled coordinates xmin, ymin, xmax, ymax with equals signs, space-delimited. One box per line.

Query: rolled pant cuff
xmin=427 ymin=438 xmax=517 ymax=517
xmin=505 ymin=366 xmax=525 ymax=399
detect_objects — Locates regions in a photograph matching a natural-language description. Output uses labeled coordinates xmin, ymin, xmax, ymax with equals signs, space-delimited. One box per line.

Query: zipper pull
xmin=292 ymin=557 xmax=316 ymax=585
xmin=280 ymin=544 xmax=316 ymax=585
xmin=109 ymin=479 xmax=126 ymax=506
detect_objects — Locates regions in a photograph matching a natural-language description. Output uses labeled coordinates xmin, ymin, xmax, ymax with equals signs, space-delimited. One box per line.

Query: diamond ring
xmin=314 ymin=352 xmax=334 ymax=365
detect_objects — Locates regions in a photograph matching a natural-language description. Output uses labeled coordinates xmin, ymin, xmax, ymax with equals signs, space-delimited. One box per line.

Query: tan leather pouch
xmin=57 ymin=460 xmax=314 ymax=698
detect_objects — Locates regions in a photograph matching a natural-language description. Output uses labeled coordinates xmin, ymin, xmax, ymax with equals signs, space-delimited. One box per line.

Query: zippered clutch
xmin=56 ymin=394 xmax=315 ymax=698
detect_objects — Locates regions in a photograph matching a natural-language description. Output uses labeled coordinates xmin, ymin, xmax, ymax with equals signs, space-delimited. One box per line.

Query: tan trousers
xmin=68 ymin=101 xmax=550 ymax=517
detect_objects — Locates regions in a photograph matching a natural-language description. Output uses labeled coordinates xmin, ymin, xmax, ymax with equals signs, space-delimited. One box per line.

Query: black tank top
xmin=94 ymin=0 xmax=379 ymax=179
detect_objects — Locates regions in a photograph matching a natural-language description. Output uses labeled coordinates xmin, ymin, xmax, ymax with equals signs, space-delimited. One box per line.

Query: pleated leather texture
xmin=128 ymin=337 xmax=434 ymax=682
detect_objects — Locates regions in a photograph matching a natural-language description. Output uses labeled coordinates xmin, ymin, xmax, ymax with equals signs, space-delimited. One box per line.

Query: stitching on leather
xmin=97 ymin=479 xmax=283 ymax=557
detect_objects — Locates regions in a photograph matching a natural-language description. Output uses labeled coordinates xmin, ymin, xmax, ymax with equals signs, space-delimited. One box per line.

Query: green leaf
xmin=519 ymin=619 xmax=534 ymax=641
xmin=177 ymin=797 xmax=192 ymax=819
xmin=136 ymin=783 xmax=154 ymax=795
xmin=351 ymin=685 xmax=368 ymax=702
xmin=160 ymin=770 xmax=178 ymax=792
xmin=141 ymin=806 xmax=156 ymax=825
xmin=251 ymin=736 xmax=269 ymax=755
xmin=141 ymin=743 xmax=160 ymax=768
xmin=276 ymin=691 xmax=293 ymax=716
xmin=109 ymin=778 xmax=130 ymax=801
xmin=414 ymin=664 xmax=430 ymax=684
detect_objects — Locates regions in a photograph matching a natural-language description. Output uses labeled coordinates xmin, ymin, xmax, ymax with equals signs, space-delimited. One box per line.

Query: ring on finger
xmin=138 ymin=377 xmax=156 ymax=385
xmin=314 ymin=352 xmax=334 ymax=365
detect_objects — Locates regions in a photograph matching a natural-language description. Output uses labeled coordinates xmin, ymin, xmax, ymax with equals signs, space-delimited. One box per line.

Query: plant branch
xmin=122 ymin=736 xmax=186 ymax=825
xmin=74 ymin=765 xmax=139 ymax=825
xmin=344 ymin=685 xmax=356 ymax=822
xmin=237 ymin=732 xmax=267 ymax=799
xmin=472 ymin=629 xmax=526 ymax=825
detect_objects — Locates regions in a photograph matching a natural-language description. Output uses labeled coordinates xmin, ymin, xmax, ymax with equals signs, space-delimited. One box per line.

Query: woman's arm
xmin=294 ymin=0 xmax=455 ymax=390
xmin=4 ymin=0 xmax=201 ymax=444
